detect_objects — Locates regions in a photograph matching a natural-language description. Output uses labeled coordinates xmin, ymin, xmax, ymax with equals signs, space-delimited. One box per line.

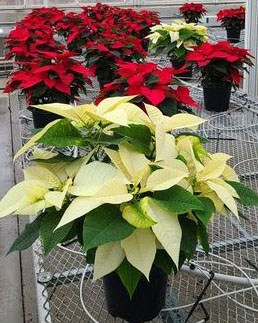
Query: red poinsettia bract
xmin=96 ymin=62 xmax=199 ymax=115
xmin=186 ymin=41 xmax=253 ymax=87
xmin=180 ymin=3 xmax=207 ymax=14
xmin=4 ymin=51 xmax=93 ymax=104
xmin=217 ymin=6 xmax=245 ymax=29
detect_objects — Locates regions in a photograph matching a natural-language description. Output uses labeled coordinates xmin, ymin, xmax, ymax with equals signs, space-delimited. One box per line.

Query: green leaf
xmin=153 ymin=185 xmax=204 ymax=214
xmin=193 ymin=143 xmax=209 ymax=163
xmin=226 ymin=181 xmax=258 ymax=206
xmin=37 ymin=119 xmax=86 ymax=147
xmin=122 ymin=200 xmax=156 ymax=228
xmin=39 ymin=208 xmax=74 ymax=255
xmin=174 ymin=46 xmax=187 ymax=59
xmin=179 ymin=28 xmax=193 ymax=40
xmin=158 ymin=98 xmax=178 ymax=117
xmin=83 ymin=205 xmax=135 ymax=251
xmin=60 ymin=221 xmax=79 ymax=243
xmin=154 ymin=249 xmax=176 ymax=275
xmin=113 ymin=124 xmax=152 ymax=155
xmin=178 ymin=250 xmax=188 ymax=270
xmin=194 ymin=197 xmax=215 ymax=226
xmin=145 ymin=73 xmax=160 ymax=85
xmin=176 ymin=154 xmax=187 ymax=164
xmin=7 ymin=213 xmax=45 ymax=255
xmin=86 ymin=248 xmax=96 ymax=264
xmin=117 ymin=259 xmax=142 ymax=299
xmin=85 ymin=133 xmax=125 ymax=146
xmin=212 ymin=62 xmax=228 ymax=74
xmin=176 ymin=133 xmax=209 ymax=144
xmin=34 ymin=153 xmax=79 ymax=164
xmin=198 ymin=221 xmax=210 ymax=254
xmin=179 ymin=216 xmax=198 ymax=259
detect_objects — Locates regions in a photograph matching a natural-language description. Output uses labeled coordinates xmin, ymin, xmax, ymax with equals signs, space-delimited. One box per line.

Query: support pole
xmin=243 ymin=0 xmax=258 ymax=98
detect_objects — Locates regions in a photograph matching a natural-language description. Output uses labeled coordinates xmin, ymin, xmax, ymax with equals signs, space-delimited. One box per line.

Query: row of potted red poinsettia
xmin=4 ymin=3 xmax=252 ymax=126
xmin=180 ymin=2 xmax=246 ymax=43
xmin=4 ymin=4 xmax=160 ymax=127
xmin=95 ymin=41 xmax=253 ymax=114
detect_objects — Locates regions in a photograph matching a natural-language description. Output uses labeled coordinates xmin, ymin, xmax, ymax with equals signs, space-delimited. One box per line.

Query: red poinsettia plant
xmin=5 ymin=20 xmax=60 ymax=62
xmin=23 ymin=7 xmax=65 ymax=27
xmin=56 ymin=11 xmax=98 ymax=53
xmin=217 ymin=6 xmax=245 ymax=30
xmin=84 ymin=32 xmax=147 ymax=89
xmin=179 ymin=2 xmax=207 ymax=23
xmin=185 ymin=41 xmax=253 ymax=88
xmin=81 ymin=3 xmax=159 ymax=40
xmin=57 ymin=4 xmax=159 ymax=54
xmin=4 ymin=51 xmax=92 ymax=105
xmin=96 ymin=62 xmax=199 ymax=116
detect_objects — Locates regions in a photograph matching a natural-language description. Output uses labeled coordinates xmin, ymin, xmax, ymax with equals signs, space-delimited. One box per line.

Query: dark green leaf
xmin=176 ymin=154 xmax=187 ymax=164
xmin=179 ymin=28 xmax=193 ymax=40
xmin=117 ymin=259 xmax=142 ymax=299
xmin=212 ymin=62 xmax=228 ymax=74
xmin=194 ymin=197 xmax=215 ymax=226
xmin=174 ymin=46 xmax=187 ymax=59
xmin=153 ymin=185 xmax=204 ymax=214
xmin=83 ymin=205 xmax=135 ymax=251
xmin=145 ymin=73 xmax=160 ymax=85
xmin=154 ymin=249 xmax=176 ymax=275
xmin=178 ymin=250 xmax=188 ymax=270
xmin=34 ymin=153 xmax=80 ymax=164
xmin=198 ymin=221 xmax=210 ymax=254
xmin=37 ymin=119 xmax=86 ymax=147
xmin=39 ymin=208 xmax=74 ymax=255
xmin=113 ymin=124 xmax=152 ymax=155
xmin=158 ymin=98 xmax=178 ymax=116
xmin=85 ymin=133 xmax=125 ymax=146
xmin=61 ymin=221 xmax=79 ymax=243
xmin=7 ymin=213 xmax=45 ymax=255
xmin=227 ymin=181 xmax=258 ymax=206
xmin=86 ymin=248 xmax=96 ymax=264
xmin=179 ymin=216 xmax=198 ymax=259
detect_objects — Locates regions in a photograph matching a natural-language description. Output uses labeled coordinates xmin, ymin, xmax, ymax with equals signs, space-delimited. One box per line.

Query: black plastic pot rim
xmin=202 ymin=84 xmax=232 ymax=90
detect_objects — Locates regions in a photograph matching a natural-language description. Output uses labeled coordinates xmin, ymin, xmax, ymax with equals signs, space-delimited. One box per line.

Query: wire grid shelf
xmin=16 ymin=71 xmax=258 ymax=322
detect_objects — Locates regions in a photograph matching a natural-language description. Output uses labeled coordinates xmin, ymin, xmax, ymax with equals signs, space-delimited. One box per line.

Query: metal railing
xmin=0 ymin=0 xmax=245 ymax=9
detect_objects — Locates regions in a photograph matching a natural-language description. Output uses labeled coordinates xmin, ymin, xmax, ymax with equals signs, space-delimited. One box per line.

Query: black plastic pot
xmin=171 ymin=59 xmax=192 ymax=81
xmin=142 ymin=40 xmax=149 ymax=52
xmin=103 ymin=265 xmax=168 ymax=322
xmin=226 ymin=28 xmax=241 ymax=44
xmin=203 ymin=84 xmax=232 ymax=112
xmin=185 ymin=17 xmax=198 ymax=24
xmin=30 ymin=107 xmax=63 ymax=129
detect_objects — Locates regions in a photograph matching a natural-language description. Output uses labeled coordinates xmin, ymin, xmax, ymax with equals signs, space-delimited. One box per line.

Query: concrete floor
xmin=0 ymin=79 xmax=38 ymax=323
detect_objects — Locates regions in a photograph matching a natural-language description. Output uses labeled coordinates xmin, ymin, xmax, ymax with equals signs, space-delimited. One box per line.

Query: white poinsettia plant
xmin=1 ymin=96 xmax=258 ymax=298
xmin=147 ymin=20 xmax=208 ymax=63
